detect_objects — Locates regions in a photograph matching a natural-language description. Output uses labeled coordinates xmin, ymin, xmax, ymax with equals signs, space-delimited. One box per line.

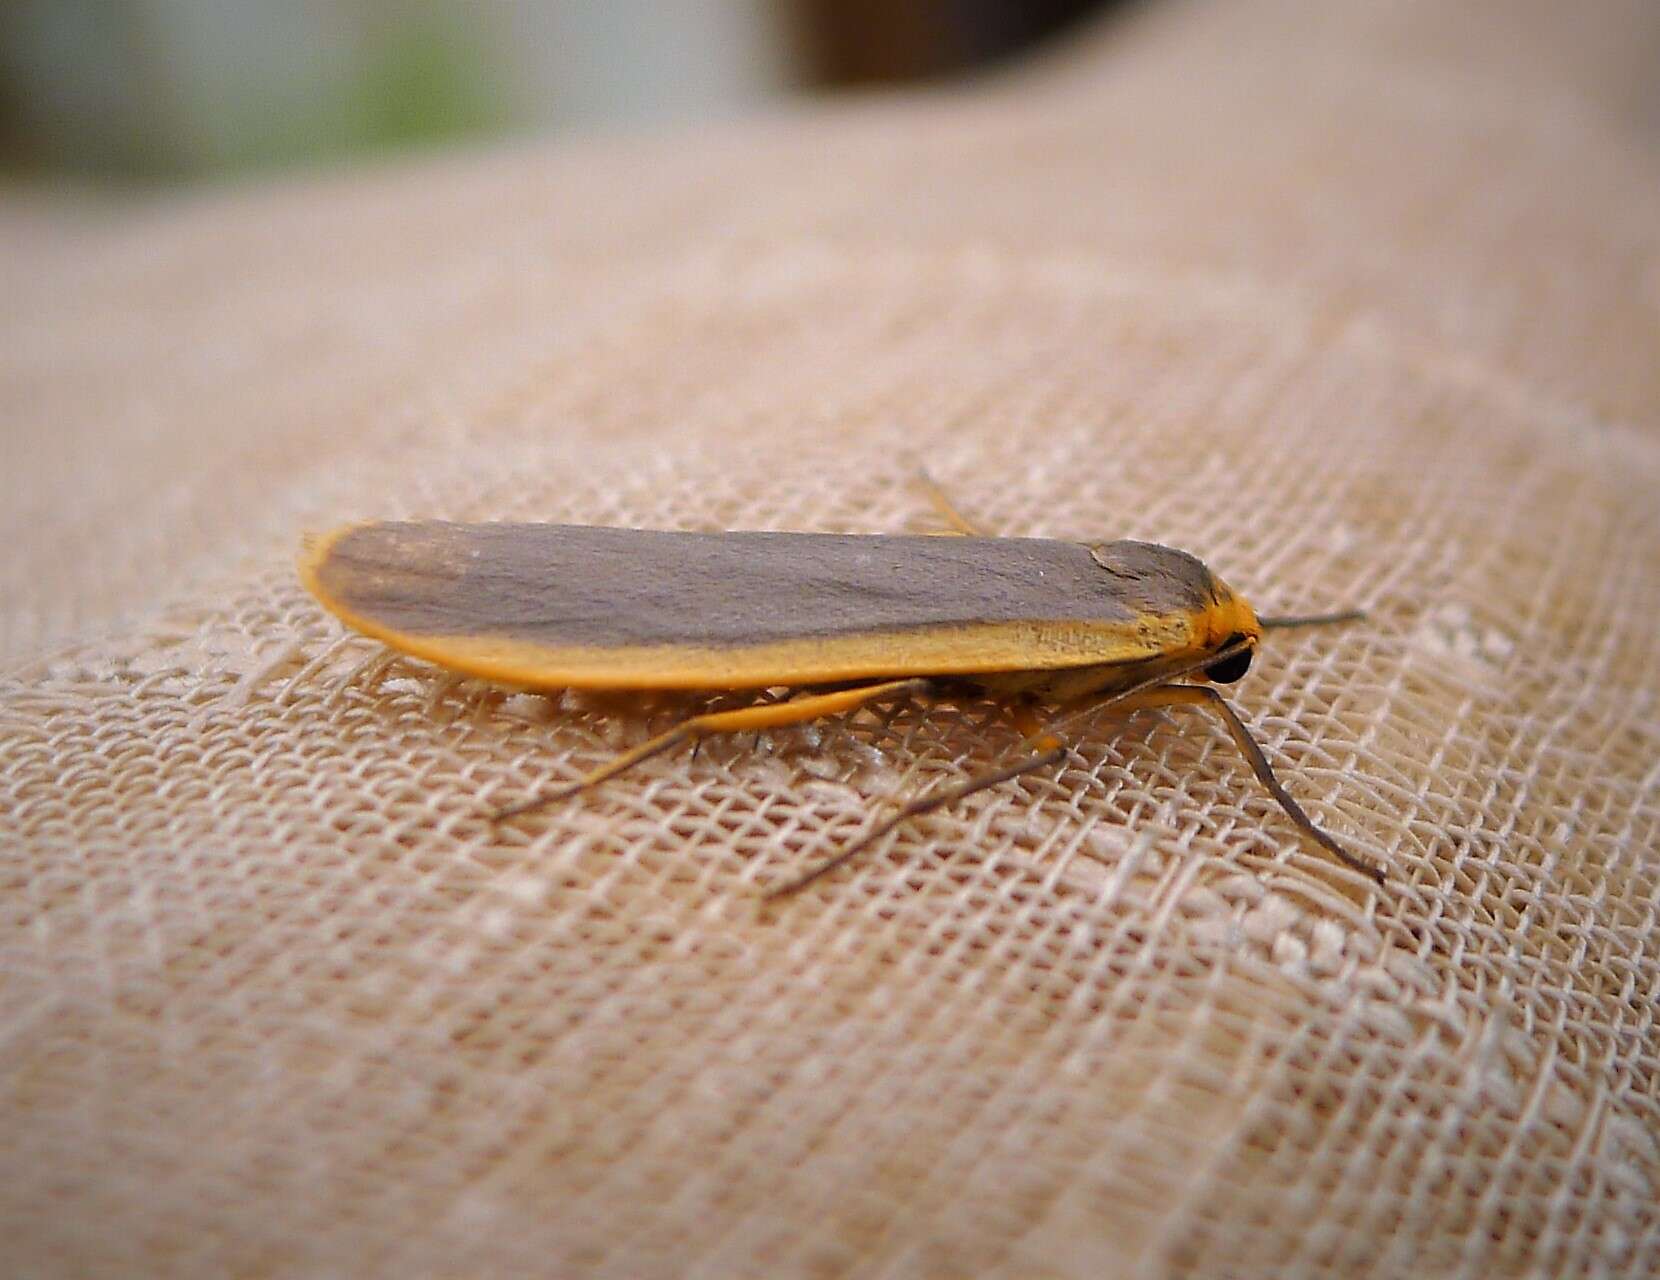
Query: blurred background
xmin=0 ymin=0 xmax=1134 ymax=185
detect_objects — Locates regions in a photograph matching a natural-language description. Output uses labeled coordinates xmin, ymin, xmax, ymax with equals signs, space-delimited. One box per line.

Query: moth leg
xmin=1003 ymin=699 xmax=1065 ymax=751
xmin=913 ymin=469 xmax=991 ymax=537
xmin=773 ymin=693 xmax=1062 ymax=879
xmin=1110 ymin=684 xmax=1385 ymax=883
xmin=763 ymin=743 xmax=1071 ymax=899
xmin=762 ymin=689 xmax=1161 ymax=900
xmin=493 ymin=678 xmax=932 ymax=822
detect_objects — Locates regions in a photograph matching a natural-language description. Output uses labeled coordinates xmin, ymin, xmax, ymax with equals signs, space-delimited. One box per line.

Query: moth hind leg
xmin=493 ymin=678 xmax=934 ymax=822
xmin=763 ymin=741 xmax=1071 ymax=899
xmin=913 ymin=469 xmax=993 ymax=537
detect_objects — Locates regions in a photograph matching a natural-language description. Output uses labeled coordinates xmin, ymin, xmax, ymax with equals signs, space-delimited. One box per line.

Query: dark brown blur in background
xmin=795 ymin=0 xmax=1112 ymax=84
xmin=0 ymin=0 xmax=1122 ymax=183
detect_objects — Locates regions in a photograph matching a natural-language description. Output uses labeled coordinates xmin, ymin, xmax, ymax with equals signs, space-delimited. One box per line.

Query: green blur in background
xmin=0 ymin=1 xmax=798 ymax=181
xmin=0 ymin=0 xmax=1110 ymax=184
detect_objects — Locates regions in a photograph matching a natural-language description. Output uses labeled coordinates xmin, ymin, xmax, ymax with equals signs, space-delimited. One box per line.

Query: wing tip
xmin=296 ymin=522 xmax=371 ymax=610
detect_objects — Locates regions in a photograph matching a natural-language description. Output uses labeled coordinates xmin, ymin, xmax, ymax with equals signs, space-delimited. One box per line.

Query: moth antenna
xmin=1259 ymin=609 xmax=1365 ymax=629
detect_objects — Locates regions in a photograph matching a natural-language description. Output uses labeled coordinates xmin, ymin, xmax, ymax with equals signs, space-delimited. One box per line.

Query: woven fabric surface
xmin=4 ymin=0 xmax=1659 ymax=1276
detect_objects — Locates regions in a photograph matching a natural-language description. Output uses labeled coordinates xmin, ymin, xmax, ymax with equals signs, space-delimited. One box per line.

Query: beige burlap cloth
xmin=4 ymin=1 xmax=1659 ymax=1275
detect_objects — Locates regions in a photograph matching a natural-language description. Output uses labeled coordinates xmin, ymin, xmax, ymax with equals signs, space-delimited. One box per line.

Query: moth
xmin=301 ymin=484 xmax=1382 ymax=894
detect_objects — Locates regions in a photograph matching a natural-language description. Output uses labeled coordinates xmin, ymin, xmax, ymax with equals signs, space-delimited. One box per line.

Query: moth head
xmin=1202 ymin=634 xmax=1255 ymax=683
xmin=1201 ymin=575 xmax=1261 ymax=684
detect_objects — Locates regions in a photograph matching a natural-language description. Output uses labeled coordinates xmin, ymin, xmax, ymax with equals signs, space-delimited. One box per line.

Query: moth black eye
xmin=1205 ymin=634 xmax=1253 ymax=683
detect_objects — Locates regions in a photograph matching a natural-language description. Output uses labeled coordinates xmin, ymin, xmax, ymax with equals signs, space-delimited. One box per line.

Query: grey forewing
xmin=1086 ymin=540 xmax=1219 ymax=616
xmin=319 ymin=523 xmax=1218 ymax=649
